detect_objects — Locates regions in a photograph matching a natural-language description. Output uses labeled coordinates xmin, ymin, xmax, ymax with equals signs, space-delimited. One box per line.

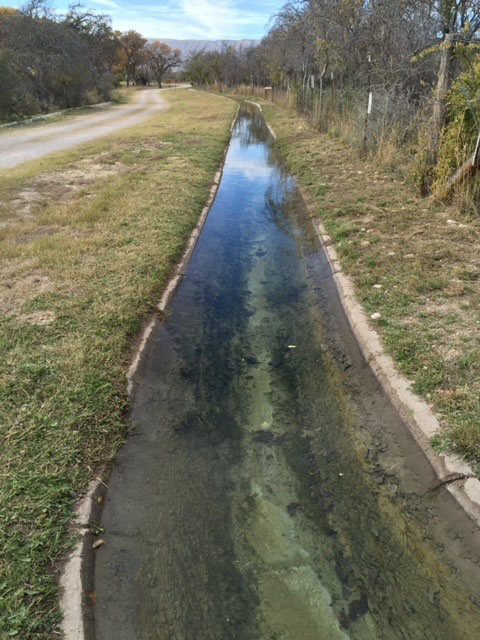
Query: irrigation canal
xmin=92 ymin=103 xmax=480 ymax=639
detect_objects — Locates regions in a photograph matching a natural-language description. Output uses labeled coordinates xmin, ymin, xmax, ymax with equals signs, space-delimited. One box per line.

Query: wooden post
xmin=429 ymin=33 xmax=457 ymax=168
xmin=318 ymin=62 xmax=328 ymax=131
xmin=362 ymin=54 xmax=372 ymax=153
xmin=330 ymin=70 xmax=336 ymax=120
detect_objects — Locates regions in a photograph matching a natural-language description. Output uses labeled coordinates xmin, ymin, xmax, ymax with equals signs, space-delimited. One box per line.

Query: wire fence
xmin=201 ymin=81 xmax=480 ymax=213
xmin=204 ymin=82 xmax=430 ymax=162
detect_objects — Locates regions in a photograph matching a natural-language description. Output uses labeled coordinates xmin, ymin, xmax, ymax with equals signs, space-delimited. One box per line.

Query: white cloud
xmin=111 ymin=14 xmax=206 ymax=38
xmin=91 ymin=0 xmax=119 ymax=8
xmin=180 ymin=0 xmax=267 ymax=38
xmin=43 ymin=0 xmax=282 ymax=39
xmin=227 ymin=156 xmax=274 ymax=182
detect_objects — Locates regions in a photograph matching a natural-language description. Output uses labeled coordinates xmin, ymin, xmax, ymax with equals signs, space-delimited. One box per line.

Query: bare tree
xmin=144 ymin=41 xmax=181 ymax=88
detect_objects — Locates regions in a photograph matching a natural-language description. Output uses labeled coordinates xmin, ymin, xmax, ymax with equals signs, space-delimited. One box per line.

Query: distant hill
xmin=150 ymin=39 xmax=259 ymax=59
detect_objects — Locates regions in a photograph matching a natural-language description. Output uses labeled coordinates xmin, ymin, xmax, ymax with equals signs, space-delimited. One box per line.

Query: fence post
xmin=363 ymin=54 xmax=372 ymax=153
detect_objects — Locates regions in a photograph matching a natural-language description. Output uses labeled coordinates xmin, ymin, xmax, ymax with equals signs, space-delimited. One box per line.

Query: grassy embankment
xmin=260 ymin=102 xmax=480 ymax=468
xmin=0 ymin=88 xmax=236 ymax=638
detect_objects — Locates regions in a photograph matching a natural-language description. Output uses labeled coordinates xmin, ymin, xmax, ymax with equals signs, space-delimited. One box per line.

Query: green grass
xmin=259 ymin=101 xmax=480 ymax=470
xmin=0 ymin=89 xmax=236 ymax=638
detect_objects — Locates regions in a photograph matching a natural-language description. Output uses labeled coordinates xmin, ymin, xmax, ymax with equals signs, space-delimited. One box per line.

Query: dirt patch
xmin=17 ymin=310 xmax=56 ymax=325
xmin=0 ymin=258 xmax=53 ymax=315
xmin=16 ymin=225 xmax=59 ymax=244
xmin=164 ymin=156 xmax=190 ymax=169
xmin=0 ymin=158 xmax=129 ymax=226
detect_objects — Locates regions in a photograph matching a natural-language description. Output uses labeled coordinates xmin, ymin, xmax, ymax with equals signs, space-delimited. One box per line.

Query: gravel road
xmin=0 ymin=89 xmax=167 ymax=170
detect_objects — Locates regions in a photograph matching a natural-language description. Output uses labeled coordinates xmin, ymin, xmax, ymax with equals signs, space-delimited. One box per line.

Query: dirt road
xmin=0 ymin=89 xmax=166 ymax=170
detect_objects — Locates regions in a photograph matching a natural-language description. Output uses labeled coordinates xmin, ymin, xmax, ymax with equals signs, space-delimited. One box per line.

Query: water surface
xmin=93 ymin=104 xmax=480 ymax=639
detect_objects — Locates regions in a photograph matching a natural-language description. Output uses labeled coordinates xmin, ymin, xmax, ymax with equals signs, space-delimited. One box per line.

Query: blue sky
xmin=0 ymin=0 xmax=285 ymax=39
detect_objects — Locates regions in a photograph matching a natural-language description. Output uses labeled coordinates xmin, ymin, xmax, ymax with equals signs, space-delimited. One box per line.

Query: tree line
xmin=0 ymin=0 xmax=180 ymax=122
xmin=184 ymin=1 xmax=480 ymax=201
xmin=186 ymin=1 xmax=480 ymax=95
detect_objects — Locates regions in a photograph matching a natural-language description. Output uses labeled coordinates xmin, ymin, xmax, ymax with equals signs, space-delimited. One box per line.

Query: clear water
xmin=93 ymin=104 xmax=480 ymax=639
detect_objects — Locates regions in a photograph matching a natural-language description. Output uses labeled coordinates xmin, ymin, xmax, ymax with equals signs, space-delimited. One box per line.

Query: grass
xmin=0 ymin=88 xmax=236 ymax=638
xmin=259 ymin=102 xmax=480 ymax=470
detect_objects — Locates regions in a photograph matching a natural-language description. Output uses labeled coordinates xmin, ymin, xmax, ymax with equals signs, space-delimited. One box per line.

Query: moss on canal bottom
xmin=227 ymin=167 xmax=480 ymax=638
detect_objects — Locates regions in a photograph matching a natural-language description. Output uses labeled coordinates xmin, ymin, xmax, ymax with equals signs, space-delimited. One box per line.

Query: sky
xmin=0 ymin=0 xmax=285 ymax=39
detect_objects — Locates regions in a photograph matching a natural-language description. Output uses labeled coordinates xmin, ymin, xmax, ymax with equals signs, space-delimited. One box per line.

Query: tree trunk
xmin=318 ymin=62 xmax=328 ymax=130
xmin=428 ymin=33 xmax=457 ymax=168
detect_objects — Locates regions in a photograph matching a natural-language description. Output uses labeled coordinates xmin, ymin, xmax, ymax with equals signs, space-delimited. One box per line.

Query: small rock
xmin=447 ymin=219 xmax=456 ymax=225
xmin=404 ymin=253 xmax=414 ymax=259
xmin=361 ymin=241 xmax=370 ymax=247
xmin=388 ymin=251 xmax=395 ymax=256
xmin=370 ymin=312 xmax=381 ymax=320
xmin=373 ymin=284 xmax=382 ymax=289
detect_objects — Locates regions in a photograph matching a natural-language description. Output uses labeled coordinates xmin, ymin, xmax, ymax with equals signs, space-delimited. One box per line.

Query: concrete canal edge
xmin=249 ymin=97 xmax=480 ymax=527
xmin=312 ymin=222 xmax=480 ymax=523
xmin=59 ymin=104 xmax=240 ymax=640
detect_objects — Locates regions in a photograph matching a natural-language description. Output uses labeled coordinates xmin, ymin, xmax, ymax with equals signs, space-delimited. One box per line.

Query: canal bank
xmin=85 ymin=104 xmax=480 ymax=638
